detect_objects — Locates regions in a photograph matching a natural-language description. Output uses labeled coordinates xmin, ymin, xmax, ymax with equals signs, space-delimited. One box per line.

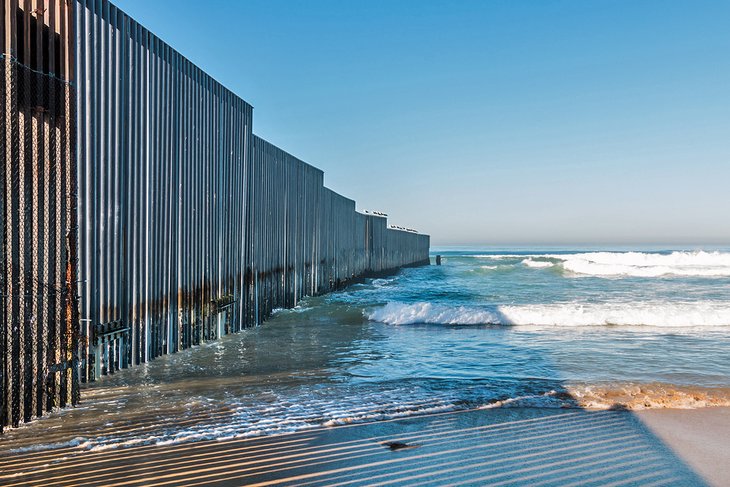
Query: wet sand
xmin=636 ymin=407 xmax=730 ymax=487
xmin=0 ymin=407 xmax=709 ymax=486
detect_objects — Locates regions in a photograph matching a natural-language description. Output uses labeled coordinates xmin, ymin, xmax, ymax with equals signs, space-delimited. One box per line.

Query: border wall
xmin=1 ymin=0 xmax=77 ymax=430
xmin=1 ymin=0 xmax=429 ymax=431
xmin=74 ymin=0 xmax=255 ymax=382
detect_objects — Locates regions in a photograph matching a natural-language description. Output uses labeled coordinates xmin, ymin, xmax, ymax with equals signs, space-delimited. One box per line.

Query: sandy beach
xmin=636 ymin=407 xmax=730 ymax=487
xmin=1 ymin=406 xmax=725 ymax=486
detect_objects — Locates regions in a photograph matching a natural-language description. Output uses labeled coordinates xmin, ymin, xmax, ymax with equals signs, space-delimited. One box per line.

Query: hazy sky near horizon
xmin=114 ymin=0 xmax=729 ymax=245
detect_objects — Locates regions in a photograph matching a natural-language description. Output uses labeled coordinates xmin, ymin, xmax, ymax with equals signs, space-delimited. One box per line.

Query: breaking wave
xmin=367 ymin=301 xmax=730 ymax=327
xmin=477 ymin=251 xmax=730 ymax=277
xmin=522 ymin=258 xmax=555 ymax=268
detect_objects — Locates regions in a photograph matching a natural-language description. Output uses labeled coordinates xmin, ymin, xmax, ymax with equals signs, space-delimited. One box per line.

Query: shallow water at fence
xmin=3 ymin=247 xmax=730 ymax=452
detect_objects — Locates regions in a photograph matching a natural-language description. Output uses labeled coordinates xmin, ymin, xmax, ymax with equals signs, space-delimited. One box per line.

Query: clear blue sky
xmin=114 ymin=0 xmax=730 ymax=246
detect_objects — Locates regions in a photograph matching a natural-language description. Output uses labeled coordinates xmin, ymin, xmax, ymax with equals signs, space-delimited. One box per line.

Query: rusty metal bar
xmin=1 ymin=0 xmax=77 ymax=430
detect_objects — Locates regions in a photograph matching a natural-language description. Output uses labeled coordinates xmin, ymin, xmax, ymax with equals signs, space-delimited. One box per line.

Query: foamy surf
xmin=559 ymin=251 xmax=730 ymax=277
xmin=367 ymin=301 xmax=730 ymax=327
xmin=8 ymin=380 xmax=730 ymax=454
xmin=477 ymin=250 xmax=730 ymax=277
xmin=479 ymin=384 xmax=730 ymax=410
xmin=522 ymin=258 xmax=555 ymax=268
xmin=567 ymin=383 xmax=730 ymax=410
xmin=3 ymin=393 xmax=477 ymax=453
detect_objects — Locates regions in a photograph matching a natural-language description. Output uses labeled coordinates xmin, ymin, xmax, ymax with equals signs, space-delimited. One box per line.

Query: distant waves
xmin=472 ymin=250 xmax=730 ymax=277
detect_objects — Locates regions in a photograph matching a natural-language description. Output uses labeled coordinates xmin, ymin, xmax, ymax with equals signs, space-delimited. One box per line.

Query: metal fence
xmin=1 ymin=0 xmax=429 ymax=431
xmin=75 ymin=0 xmax=429 ymax=386
xmin=248 ymin=137 xmax=430 ymax=325
xmin=1 ymin=0 xmax=78 ymax=431
xmin=75 ymin=0 xmax=255 ymax=381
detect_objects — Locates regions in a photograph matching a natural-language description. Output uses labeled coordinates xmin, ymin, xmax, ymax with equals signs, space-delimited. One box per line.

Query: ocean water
xmin=3 ymin=248 xmax=730 ymax=452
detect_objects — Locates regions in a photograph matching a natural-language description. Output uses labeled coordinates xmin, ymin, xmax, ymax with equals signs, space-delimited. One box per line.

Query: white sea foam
xmin=472 ymin=254 xmax=525 ymax=259
xmin=367 ymin=301 xmax=730 ymax=327
xmin=522 ymin=258 xmax=554 ymax=268
xmin=478 ymin=251 xmax=730 ymax=277
xmin=479 ymin=264 xmax=515 ymax=271
xmin=272 ymin=305 xmax=313 ymax=315
xmin=369 ymin=302 xmax=503 ymax=325
xmin=558 ymin=251 xmax=730 ymax=277
xmin=371 ymin=278 xmax=395 ymax=287
xmin=7 ymin=437 xmax=91 ymax=453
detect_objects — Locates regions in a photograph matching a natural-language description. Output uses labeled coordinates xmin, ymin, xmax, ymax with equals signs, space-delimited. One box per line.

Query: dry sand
xmin=1 ymin=407 xmax=718 ymax=486
xmin=636 ymin=407 xmax=730 ymax=487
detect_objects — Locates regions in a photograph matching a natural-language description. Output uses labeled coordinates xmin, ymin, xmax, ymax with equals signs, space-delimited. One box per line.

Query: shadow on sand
xmin=0 ymin=406 xmax=707 ymax=486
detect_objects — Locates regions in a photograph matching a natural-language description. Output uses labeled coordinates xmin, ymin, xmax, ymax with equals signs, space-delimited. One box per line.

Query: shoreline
xmin=1 ymin=406 xmax=722 ymax=486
